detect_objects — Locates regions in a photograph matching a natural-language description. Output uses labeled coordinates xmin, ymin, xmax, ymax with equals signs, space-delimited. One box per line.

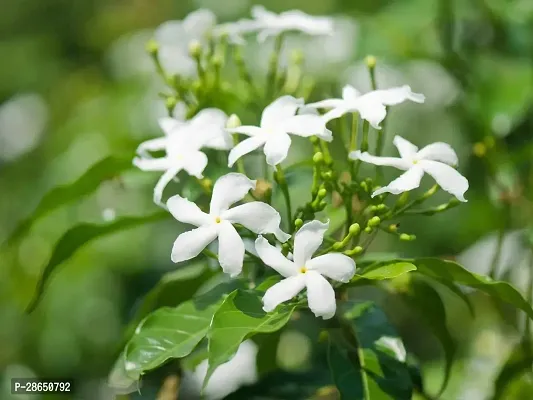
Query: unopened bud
xmin=226 ymin=114 xmax=241 ymax=129
xmin=313 ymin=152 xmax=324 ymax=164
xmin=252 ymin=179 xmax=272 ymax=200
xmin=309 ymin=136 xmax=319 ymax=145
xmin=188 ymin=40 xmax=202 ymax=58
xmin=400 ymin=233 xmax=416 ymax=241
xmin=360 ymin=181 xmax=368 ymax=192
xmin=294 ymin=218 xmax=303 ymax=229
xmin=473 ymin=142 xmax=486 ymax=157
xmin=388 ymin=224 xmax=398 ymax=233
xmin=364 ymin=226 xmax=372 ymax=233
xmin=396 ymin=191 xmax=410 ymax=207
xmin=317 ymin=188 xmax=327 ymax=199
xmin=321 ymin=171 xmax=333 ymax=180
xmin=345 ymin=246 xmax=363 ymax=256
xmin=368 ymin=216 xmax=381 ymax=227
xmin=146 ymin=39 xmax=159 ymax=55
xmin=365 ymin=55 xmax=377 ymax=68
xmin=349 ymin=223 xmax=361 ymax=236
xmin=318 ymin=200 xmax=327 ymax=210
xmin=165 ymin=96 xmax=178 ymax=111
xmin=199 ymin=178 xmax=212 ymax=191
xmin=212 ymin=55 xmax=223 ymax=67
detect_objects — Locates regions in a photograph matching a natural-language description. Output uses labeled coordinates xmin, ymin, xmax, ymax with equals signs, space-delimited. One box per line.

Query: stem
xmin=489 ymin=208 xmax=508 ymax=278
xmin=232 ymin=135 xmax=246 ymax=175
xmin=524 ymin=250 xmax=533 ymax=339
xmin=245 ymin=249 xmax=263 ymax=265
xmin=353 ymin=120 xmax=370 ymax=178
xmin=266 ymin=34 xmax=284 ymax=100
xmin=275 ymin=165 xmax=292 ymax=231
xmin=349 ymin=113 xmax=359 ymax=152
xmin=202 ymin=248 xmax=218 ymax=261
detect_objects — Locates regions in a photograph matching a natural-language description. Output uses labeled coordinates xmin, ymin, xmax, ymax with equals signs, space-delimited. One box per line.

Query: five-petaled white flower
xmin=307 ymin=84 xmax=425 ymax=129
xmin=255 ymin=220 xmax=355 ymax=319
xmin=133 ymin=109 xmax=230 ymax=206
xmin=168 ymin=173 xmax=290 ymax=277
xmin=350 ymin=135 xmax=469 ymax=201
xmin=249 ymin=6 xmax=334 ymax=42
xmin=227 ymin=96 xmax=332 ymax=167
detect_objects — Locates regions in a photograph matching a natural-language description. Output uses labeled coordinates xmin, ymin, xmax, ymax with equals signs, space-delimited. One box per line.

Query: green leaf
xmin=350 ymin=262 xmax=416 ymax=284
xmin=204 ymin=288 xmax=296 ymax=387
xmin=26 ymin=211 xmax=168 ymax=313
xmin=123 ymin=281 xmax=241 ymax=380
xmin=328 ymin=301 xmax=413 ymax=400
xmin=492 ymin=341 xmax=533 ymax=400
xmin=5 ymin=156 xmax=131 ymax=247
xmin=402 ymin=277 xmax=455 ymax=397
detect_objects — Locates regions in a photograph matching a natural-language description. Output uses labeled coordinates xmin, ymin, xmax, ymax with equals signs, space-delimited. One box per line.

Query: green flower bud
xmin=321 ymin=171 xmax=333 ymax=180
xmin=364 ymin=226 xmax=373 ymax=233
xmin=294 ymin=218 xmax=303 ymax=229
xmin=388 ymin=224 xmax=398 ymax=233
xmin=349 ymin=223 xmax=361 ymax=236
xmin=332 ymin=242 xmax=343 ymax=250
xmin=212 ymin=55 xmax=223 ymax=68
xmin=313 ymin=152 xmax=324 ymax=164
xmin=191 ymin=80 xmax=202 ymax=92
xmin=365 ymin=55 xmax=377 ymax=68
xmin=188 ymin=40 xmax=202 ymax=58
xmin=145 ymin=39 xmax=159 ymax=55
xmin=344 ymin=246 xmax=363 ymax=256
xmin=396 ymin=191 xmax=410 ymax=207
xmin=360 ymin=181 xmax=368 ymax=192
xmin=399 ymin=233 xmax=416 ymax=241
xmin=318 ymin=200 xmax=327 ymax=210
xmin=317 ymin=188 xmax=327 ymax=199
xmin=309 ymin=136 xmax=319 ymax=145
xmin=368 ymin=216 xmax=381 ymax=228
xmin=226 ymin=114 xmax=241 ymax=129
xmin=165 ymin=96 xmax=178 ymax=111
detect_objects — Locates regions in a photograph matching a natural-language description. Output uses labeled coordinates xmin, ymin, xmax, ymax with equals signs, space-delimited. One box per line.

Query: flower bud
xmin=309 ymin=136 xmax=319 ymax=145
xmin=473 ymin=142 xmax=486 ymax=157
xmin=226 ymin=114 xmax=241 ymax=129
xmin=313 ymin=152 xmax=324 ymax=164
xmin=294 ymin=218 xmax=303 ymax=229
xmin=145 ymin=39 xmax=159 ymax=55
xmin=317 ymin=188 xmax=327 ymax=199
xmin=212 ymin=55 xmax=223 ymax=68
xmin=252 ymin=179 xmax=272 ymax=200
xmin=360 ymin=181 xmax=368 ymax=192
xmin=399 ymin=233 xmax=416 ymax=241
xmin=388 ymin=224 xmax=399 ymax=233
xmin=291 ymin=49 xmax=304 ymax=65
xmin=396 ymin=191 xmax=410 ymax=207
xmin=368 ymin=216 xmax=381 ymax=227
xmin=344 ymin=246 xmax=363 ymax=256
xmin=332 ymin=242 xmax=343 ymax=250
xmin=165 ymin=96 xmax=178 ymax=111
xmin=321 ymin=171 xmax=333 ymax=180
xmin=188 ymin=40 xmax=202 ymax=58
xmin=349 ymin=223 xmax=361 ymax=236
xmin=318 ymin=200 xmax=327 ymax=210
xmin=365 ymin=55 xmax=377 ymax=68
xmin=364 ymin=226 xmax=372 ymax=233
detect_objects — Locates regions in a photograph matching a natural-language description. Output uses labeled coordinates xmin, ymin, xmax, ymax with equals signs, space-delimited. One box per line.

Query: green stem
xmin=266 ymin=34 xmax=284 ymax=100
xmin=232 ymin=135 xmax=246 ymax=175
xmin=202 ymin=248 xmax=218 ymax=261
xmin=275 ymin=165 xmax=292 ymax=231
xmin=353 ymin=120 xmax=370 ymax=178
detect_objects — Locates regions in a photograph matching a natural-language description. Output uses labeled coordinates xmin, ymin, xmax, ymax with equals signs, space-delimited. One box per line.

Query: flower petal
xmin=153 ymin=164 xmax=183 ymax=206
xmin=342 ymin=85 xmax=360 ymax=102
xmin=293 ymin=220 xmax=329 ymax=266
xmin=226 ymin=126 xmax=265 ymax=136
xmin=217 ymin=221 xmax=245 ymax=277
xmin=305 ymin=98 xmax=345 ymax=109
xmin=171 ymin=225 xmax=218 ymax=263
xmin=210 ymin=173 xmax=256 ymax=215
xmin=322 ymin=106 xmax=351 ymax=123
xmin=306 ymin=253 xmax=356 ymax=283
xmin=159 ymin=117 xmax=183 ymax=135
xmin=254 ymin=236 xmax=297 ymax=277
xmin=167 ymin=195 xmax=210 ymax=226
xmin=191 ymin=108 xmax=232 ymax=150
xmin=416 ymin=142 xmax=458 ymax=166
xmin=305 ymin=271 xmax=336 ymax=320
xmin=261 ymin=96 xmax=304 ymax=129
xmin=228 ymin=136 xmax=266 ymax=167
xmin=356 ymin=99 xmax=387 ymax=129
xmin=264 ymin=133 xmax=292 ymax=166
xmin=223 ymin=202 xmax=290 ymax=242
xmin=280 ymin=115 xmax=333 ymax=142
xmin=349 ymin=151 xmax=410 ymax=170
xmin=133 ymin=156 xmax=172 ymax=171
xmin=136 ymin=137 xmax=169 ymax=157
xmin=393 ymin=135 xmax=419 ymax=159
xmin=182 ymin=151 xmax=208 ymax=178
xmin=365 ymin=85 xmax=425 ymax=106
xmin=262 ymin=275 xmax=306 ymax=312
xmin=257 ymin=28 xmax=281 ymax=42
xmin=372 ymin=166 xmax=424 ymax=197
xmin=182 ymin=9 xmax=216 ymax=36
xmin=419 ymin=160 xmax=468 ymax=202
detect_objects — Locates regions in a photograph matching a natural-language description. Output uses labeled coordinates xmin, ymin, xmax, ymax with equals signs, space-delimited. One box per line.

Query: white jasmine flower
xmin=227 ymin=95 xmax=332 ymax=167
xmin=350 ymin=135 xmax=469 ymax=201
xmin=168 ymin=173 xmax=290 ymax=277
xmin=134 ymin=109 xmax=229 ymax=206
xmin=255 ymin=220 xmax=355 ymax=320
xmin=307 ymin=84 xmax=425 ymax=129
xmin=154 ymin=9 xmax=216 ymax=76
xmin=249 ymin=6 xmax=334 ymax=42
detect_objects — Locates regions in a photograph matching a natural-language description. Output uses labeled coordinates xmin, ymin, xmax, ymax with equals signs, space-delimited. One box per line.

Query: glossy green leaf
xmin=402 ymin=277 xmax=455 ymax=397
xmin=204 ymin=288 xmax=296 ymax=387
xmin=124 ymin=281 xmax=240 ymax=380
xmin=350 ymin=262 xmax=417 ymax=284
xmin=328 ymin=301 xmax=413 ymax=400
xmin=5 ymin=156 xmax=131 ymax=247
xmin=26 ymin=211 xmax=168 ymax=313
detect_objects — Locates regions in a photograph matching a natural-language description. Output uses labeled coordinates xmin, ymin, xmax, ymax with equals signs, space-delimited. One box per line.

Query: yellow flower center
xmin=299 ymin=266 xmax=307 ymax=274
xmin=215 ymin=217 xmax=221 ymax=223
xmin=412 ymin=159 xmax=418 ymax=165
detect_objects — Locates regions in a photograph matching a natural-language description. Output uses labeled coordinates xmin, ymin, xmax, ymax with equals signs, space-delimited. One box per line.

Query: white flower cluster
xmin=133 ymin=7 xmax=470 ymax=320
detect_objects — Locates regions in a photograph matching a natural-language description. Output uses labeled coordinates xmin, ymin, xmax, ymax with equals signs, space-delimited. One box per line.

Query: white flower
xmin=168 ymin=173 xmax=290 ymax=277
xmin=133 ymin=109 xmax=230 ymax=206
xmin=227 ymin=95 xmax=332 ymax=167
xmin=249 ymin=6 xmax=334 ymax=42
xmin=307 ymin=84 xmax=425 ymax=129
xmin=350 ymin=135 xmax=469 ymax=201
xmin=255 ymin=220 xmax=355 ymax=320
xmin=154 ymin=9 xmax=216 ymax=77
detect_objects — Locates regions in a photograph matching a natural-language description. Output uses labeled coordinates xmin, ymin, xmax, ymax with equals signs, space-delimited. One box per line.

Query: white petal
xmin=393 ymin=135 xmax=419 ymax=159
xmin=306 ymin=253 xmax=356 ymax=283
xmin=217 ymin=221 xmax=245 ymax=277
xmin=228 ymin=136 xmax=266 ymax=167
xmin=293 ymin=220 xmax=329 ymax=266
xmin=322 ymin=107 xmax=351 ymax=123
xmin=262 ymin=275 xmax=306 ymax=312
xmin=416 ymin=142 xmax=458 ymax=166
xmin=191 ymin=108 xmax=231 ymax=150
xmin=155 ymin=21 xmax=185 ymax=46
xmin=251 ymin=5 xmax=277 ymax=20
xmin=349 ymin=151 xmax=410 ymax=170
xmin=356 ymin=99 xmax=387 ymax=129
xmin=182 ymin=151 xmax=208 ymax=178
xmin=280 ymin=115 xmax=333 ymax=142
xmin=257 ymin=28 xmax=281 ymax=42
xmin=182 ymin=9 xmax=216 ymax=36
xmin=136 ymin=137 xmax=169 ymax=157
xmin=133 ymin=156 xmax=172 ymax=171
xmin=342 ymin=85 xmax=360 ymax=102
xmin=305 ymin=271 xmax=336 ymax=320
xmin=167 ymin=195 xmax=210 ymax=226
xmin=226 ymin=126 xmax=265 ymax=137
xmin=210 ymin=173 xmax=256 ymax=215
xmin=254 ymin=236 xmax=297 ymax=277
xmin=419 ymin=160 xmax=468 ymax=202
xmin=171 ymin=225 xmax=218 ymax=263
xmin=263 ymin=133 xmax=292 ymax=166
xmin=223 ymin=202 xmax=290 ymax=242
xmin=153 ymin=164 xmax=183 ymax=206
xmin=365 ymin=85 xmax=425 ymax=106
xmin=372 ymin=166 xmax=424 ymax=197
xmin=261 ymin=96 xmax=304 ymax=130
xmin=158 ymin=117 xmax=183 ymax=135
xmin=305 ymin=99 xmax=345 ymax=109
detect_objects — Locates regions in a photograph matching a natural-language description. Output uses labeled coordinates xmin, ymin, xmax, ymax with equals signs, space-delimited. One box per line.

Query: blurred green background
xmin=1 ymin=0 xmax=533 ymax=399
